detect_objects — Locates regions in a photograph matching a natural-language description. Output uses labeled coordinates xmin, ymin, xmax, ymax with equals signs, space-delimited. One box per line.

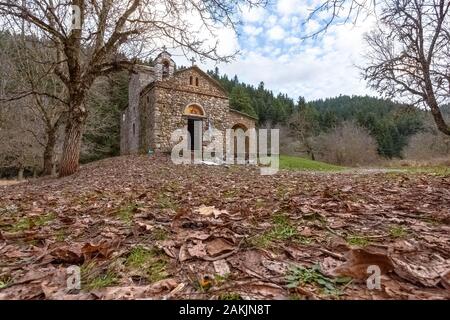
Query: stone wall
xmin=151 ymin=88 xmax=229 ymax=152
xmin=228 ymin=109 xmax=257 ymax=130
xmin=157 ymin=67 xmax=228 ymax=99
xmin=121 ymin=66 xmax=155 ymax=155
xmin=139 ymin=87 xmax=156 ymax=153
xmin=122 ymin=63 xmax=257 ymax=155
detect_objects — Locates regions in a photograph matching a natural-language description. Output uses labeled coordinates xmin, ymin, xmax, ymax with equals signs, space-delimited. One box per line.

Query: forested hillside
xmin=208 ymin=68 xmax=434 ymax=160
xmin=88 ymin=70 xmax=445 ymax=162
xmin=0 ymin=31 xmax=447 ymax=179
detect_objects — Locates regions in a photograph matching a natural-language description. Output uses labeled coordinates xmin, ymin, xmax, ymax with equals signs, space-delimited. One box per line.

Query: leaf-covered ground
xmin=0 ymin=155 xmax=449 ymax=300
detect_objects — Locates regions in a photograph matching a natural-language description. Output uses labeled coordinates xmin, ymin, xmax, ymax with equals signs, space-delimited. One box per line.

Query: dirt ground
xmin=0 ymin=180 xmax=23 ymax=186
xmin=0 ymin=155 xmax=449 ymax=300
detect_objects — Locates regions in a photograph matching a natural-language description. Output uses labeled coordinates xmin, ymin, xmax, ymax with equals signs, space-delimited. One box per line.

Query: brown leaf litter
xmin=0 ymin=155 xmax=449 ymax=300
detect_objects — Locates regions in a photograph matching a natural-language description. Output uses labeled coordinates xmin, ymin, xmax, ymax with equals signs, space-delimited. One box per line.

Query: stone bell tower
xmin=121 ymin=64 xmax=155 ymax=154
xmin=154 ymin=49 xmax=176 ymax=81
xmin=120 ymin=49 xmax=177 ymax=155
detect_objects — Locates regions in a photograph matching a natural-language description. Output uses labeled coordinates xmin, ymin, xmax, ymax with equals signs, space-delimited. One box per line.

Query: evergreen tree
xmin=229 ymin=85 xmax=257 ymax=118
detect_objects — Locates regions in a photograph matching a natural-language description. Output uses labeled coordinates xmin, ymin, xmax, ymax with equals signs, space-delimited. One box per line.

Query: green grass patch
xmin=214 ymin=273 xmax=230 ymax=286
xmin=152 ymin=227 xmax=169 ymax=241
xmin=55 ymin=228 xmax=67 ymax=242
xmin=346 ymin=234 xmax=370 ymax=247
xmin=279 ymin=155 xmax=344 ymax=172
xmin=125 ymin=246 xmax=168 ymax=283
xmin=286 ymin=264 xmax=351 ymax=297
xmin=219 ymin=292 xmax=242 ymax=300
xmin=386 ymin=166 xmax=450 ymax=176
xmin=294 ymin=235 xmax=314 ymax=245
xmin=420 ymin=216 xmax=441 ymax=226
xmin=85 ymin=272 xmax=118 ymax=290
xmin=0 ymin=275 xmax=12 ymax=289
xmin=8 ymin=212 xmax=56 ymax=232
xmin=116 ymin=203 xmax=138 ymax=224
xmin=389 ymin=225 xmax=408 ymax=238
xmin=250 ymin=213 xmax=312 ymax=248
xmin=81 ymin=261 xmax=118 ymax=291
xmin=156 ymin=193 xmax=179 ymax=210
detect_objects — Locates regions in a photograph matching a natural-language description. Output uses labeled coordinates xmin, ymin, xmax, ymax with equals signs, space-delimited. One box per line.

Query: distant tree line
xmin=208 ymin=68 xmax=438 ymax=160
xmin=207 ymin=68 xmax=295 ymax=125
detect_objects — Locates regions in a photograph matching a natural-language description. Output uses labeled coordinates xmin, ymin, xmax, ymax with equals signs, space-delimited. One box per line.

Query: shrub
xmin=312 ymin=121 xmax=380 ymax=166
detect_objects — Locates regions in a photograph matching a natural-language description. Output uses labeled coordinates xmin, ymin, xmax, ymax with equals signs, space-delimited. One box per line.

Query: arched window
xmin=122 ymin=114 xmax=126 ymax=122
xmin=184 ymin=104 xmax=205 ymax=116
xmin=195 ymin=77 xmax=199 ymax=86
xmin=189 ymin=76 xmax=193 ymax=85
xmin=162 ymin=60 xmax=170 ymax=79
xmin=133 ymin=123 xmax=136 ymax=136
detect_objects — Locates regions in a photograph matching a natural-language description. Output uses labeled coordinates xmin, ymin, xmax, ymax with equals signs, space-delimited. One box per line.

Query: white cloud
xmin=215 ymin=27 xmax=239 ymax=56
xmin=277 ymin=0 xmax=301 ymax=16
xmin=243 ymin=25 xmax=263 ymax=37
xmin=267 ymin=15 xmax=279 ymax=28
xmin=284 ymin=36 xmax=301 ymax=45
xmin=241 ymin=5 xmax=267 ymax=23
xmin=305 ymin=19 xmax=320 ymax=35
xmin=172 ymin=3 xmax=376 ymax=101
xmin=217 ymin=18 xmax=376 ymax=101
xmin=280 ymin=15 xmax=291 ymax=26
xmin=277 ymin=0 xmax=315 ymax=18
xmin=267 ymin=25 xmax=286 ymax=41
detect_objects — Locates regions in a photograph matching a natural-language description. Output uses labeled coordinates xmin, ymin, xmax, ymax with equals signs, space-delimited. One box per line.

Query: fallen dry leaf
xmin=94 ymin=279 xmax=178 ymax=300
xmin=213 ymin=259 xmax=230 ymax=276
xmin=194 ymin=205 xmax=228 ymax=218
xmin=0 ymin=155 xmax=448 ymax=300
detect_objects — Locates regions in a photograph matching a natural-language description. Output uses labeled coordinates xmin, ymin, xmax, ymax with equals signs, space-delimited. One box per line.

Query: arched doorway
xmin=184 ymin=104 xmax=205 ymax=151
xmin=232 ymin=123 xmax=249 ymax=161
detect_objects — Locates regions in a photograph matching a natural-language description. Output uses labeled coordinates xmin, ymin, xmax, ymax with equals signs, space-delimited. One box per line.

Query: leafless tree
xmin=305 ymin=0 xmax=376 ymax=37
xmin=0 ymin=0 xmax=266 ymax=176
xmin=313 ymin=121 xmax=380 ymax=166
xmin=403 ymin=130 xmax=450 ymax=159
xmin=0 ymin=34 xmax=66 ymax=175
xmin=287 ymin=107 xmax=318 ymax=160
xmin=363 ymin=0 xmax=450 ymax=135
xmin=0 ymin=100 xmax=43 ymax=179
xmin=403 ymin=115 xmax=450 ymax=159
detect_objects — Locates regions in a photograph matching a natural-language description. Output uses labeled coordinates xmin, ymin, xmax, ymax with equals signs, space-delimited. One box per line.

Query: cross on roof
xmin=190 ymin=57 xmax=196 ymax=66
xmin=162 ymin=45 xmax=167 ymax=51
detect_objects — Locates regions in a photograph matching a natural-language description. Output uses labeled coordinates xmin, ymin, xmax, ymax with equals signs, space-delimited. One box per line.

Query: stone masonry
xmin=120 ymin=50 xmax=257 ymax=155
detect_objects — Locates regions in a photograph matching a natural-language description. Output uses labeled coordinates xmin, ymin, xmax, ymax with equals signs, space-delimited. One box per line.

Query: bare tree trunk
xmin=426 ymin=98 xmax=450 ymax=136
xmin=17 ymin=166 xmax=24 ymax=180
xmin=43 ymin=128 xmax=57 ymax=176
xmin=59 ymin=104 xmax=86 ymax=177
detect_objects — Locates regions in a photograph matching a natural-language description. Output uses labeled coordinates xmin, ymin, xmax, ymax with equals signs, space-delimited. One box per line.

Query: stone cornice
xmin=142 ymin=83 xmax=229 ymax=100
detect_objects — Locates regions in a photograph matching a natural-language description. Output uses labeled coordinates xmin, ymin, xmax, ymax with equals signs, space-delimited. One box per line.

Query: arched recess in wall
xmin=232 ymin=123 xmax=249 ymax=160
xmin=184 ymin=103 xmax=205 ymax=117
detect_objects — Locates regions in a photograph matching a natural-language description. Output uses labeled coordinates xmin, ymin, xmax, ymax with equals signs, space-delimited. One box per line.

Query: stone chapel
xmin=120 ymin=50 xmax=257 ymax=155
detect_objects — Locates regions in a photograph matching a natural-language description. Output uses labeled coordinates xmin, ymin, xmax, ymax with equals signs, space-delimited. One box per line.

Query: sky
xmin=173 ymin=0 xmax=377 ymax=102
